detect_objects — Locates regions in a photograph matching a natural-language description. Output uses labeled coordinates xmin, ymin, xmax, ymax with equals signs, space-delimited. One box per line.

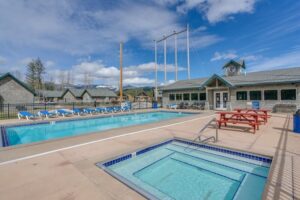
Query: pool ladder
xmin=192 ymin=118 xmax=219 ymax=144
xmin=183 ymin=118 xmax=218 ymax=152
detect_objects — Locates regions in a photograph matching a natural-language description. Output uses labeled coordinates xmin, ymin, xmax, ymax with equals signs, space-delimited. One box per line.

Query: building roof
xmin=222 ymin=60 xmax=245 ymax=69
xmin=85 ymin=88 xmax=117 ymax=97
xmin=0 ymin=73 xmax=36 ymax=95
xmin=68 ymin=89 xmax=85 ymax=98
xmin=37 ymin=90 xmax=64 ymax=98
xmin=161 ymin=67 xmax=300 ymax=91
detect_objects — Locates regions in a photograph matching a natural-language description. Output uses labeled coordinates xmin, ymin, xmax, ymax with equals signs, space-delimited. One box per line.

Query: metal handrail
xmin=189 ymin=117 xmax=219 ymax=145
xmin=183 ymin=118 xmax=218 ymax=152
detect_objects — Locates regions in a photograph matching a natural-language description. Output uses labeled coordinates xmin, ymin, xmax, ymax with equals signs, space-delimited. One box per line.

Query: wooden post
xmin=120 ymin=42 xmax=123 ymax=103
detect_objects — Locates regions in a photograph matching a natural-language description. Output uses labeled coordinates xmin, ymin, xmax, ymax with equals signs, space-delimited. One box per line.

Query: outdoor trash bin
xmin=293 ymin=109 xmax=300 ymax=133
xmin=152 ymin=101 xmax=158 ymax=109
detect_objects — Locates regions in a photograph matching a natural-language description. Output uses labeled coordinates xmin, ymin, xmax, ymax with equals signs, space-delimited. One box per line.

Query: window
xmin=169 ymin=94 xmax=175 ymax=101
xmin=191 ymin=93 xmax=199 ymax=101
xmin=281 ymin=89 xmax=296 ymax=100
xmin=183 ymin=93 xmax=190 ymax=101
xmin=236 ymin=91 xmax=247 ymax=100
xmin=264 ymin=90 xmax=277 ymax=100
xmin=250 ymin=91 xmax=261 ymax=100
xmin=176 ymin=93 xmax=182 ymax=100
xmin=199 ymin=93 xmax=206 ymax=101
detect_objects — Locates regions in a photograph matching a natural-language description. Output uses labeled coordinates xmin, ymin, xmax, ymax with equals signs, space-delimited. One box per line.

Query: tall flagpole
xmin=119 ymin=42 xmax=123 ymax=102
xmin=164 ymin=37 xmax=167 ymax=84
xmin=186 ymin=24 xmax=190 ymax=80
xmin=174 ymin=31 xmax=178 ymax=81
xmin=154 ymin=40 xmax=158 ymax=101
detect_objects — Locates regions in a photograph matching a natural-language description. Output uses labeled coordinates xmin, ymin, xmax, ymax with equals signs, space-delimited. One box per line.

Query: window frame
xmin=183 ymin=93 xmax=190 ymax=101
xmin=249 ymin=90 xmax=262 ymax=100
xmin=199 ymin=93 xmax=206 ymax=101
xmin=176 ymin=93 xmax=182 ymax=101
xmin=236 ymin=91 xmax=247 ymax=101
xmin=281 ymin=89 xmax=296 ymax=100
xmin=264 ymin=90 xmax=278 ymax=100
xmin=191 ymin=93 xmax=199 ymax=101
xmin=169 ymin=94 xmax=175 ymax=101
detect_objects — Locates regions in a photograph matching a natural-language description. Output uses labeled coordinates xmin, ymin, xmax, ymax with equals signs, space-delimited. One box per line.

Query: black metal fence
xmin=0 ymin=100 xmax=162 ymax=120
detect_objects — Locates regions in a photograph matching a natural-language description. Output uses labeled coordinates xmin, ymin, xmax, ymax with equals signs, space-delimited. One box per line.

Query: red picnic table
xmin=234 ymin=108 xmax=271 ymax=123
xmin=216 ymin=111 xmax=263 ymax=133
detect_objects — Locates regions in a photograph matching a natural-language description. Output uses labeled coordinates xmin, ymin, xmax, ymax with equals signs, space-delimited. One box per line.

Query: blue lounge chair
xmin=56 ymin=109 xmax=73 ymax=117
xmin=95 ymin=107 xmax=106 ymax=113
xmin=72 ymin=108 xmax=83 ymax=116
xmin=105 ymin=107 xmax=114 ymax=113
xmin=83 ymin=108 xmax=96 ymax=115
xmin=18 ymin=111 xmax=39 ymax=120
xmin=121 ymin=106 xmax=130 ymax=112
xmin=113 ymin=106 xmax=121 ymax=112
xmin=38 ymin=110 xmax=57 ymax=118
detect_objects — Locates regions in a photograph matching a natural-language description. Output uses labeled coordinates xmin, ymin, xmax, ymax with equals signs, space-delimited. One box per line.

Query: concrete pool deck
xmin=0 ymin=110 xmax=299 ymax=200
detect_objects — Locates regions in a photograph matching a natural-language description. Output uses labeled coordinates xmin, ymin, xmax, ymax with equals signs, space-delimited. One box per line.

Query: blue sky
xmin=0 ymin=0 xmax=300 ymax=87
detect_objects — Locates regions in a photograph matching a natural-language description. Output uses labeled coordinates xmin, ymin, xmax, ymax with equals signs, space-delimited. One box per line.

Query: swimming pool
xmin=1 ymin=111 xmax=192 ymax=147
xmin=98 ymin=139 xmax=272 ymax=200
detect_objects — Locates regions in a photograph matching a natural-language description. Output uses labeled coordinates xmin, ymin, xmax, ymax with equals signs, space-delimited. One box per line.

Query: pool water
xmin=103 ymin=140 xmax=271 ymax=200
xmin=4 ymin=111 xmax=191 ymax=146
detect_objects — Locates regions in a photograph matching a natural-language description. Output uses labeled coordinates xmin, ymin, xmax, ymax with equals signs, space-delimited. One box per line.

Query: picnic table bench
xmin=234 ymin=108 xmax=271 ymax=123
xmin=216 ymin=111 xmax=263 ymax=133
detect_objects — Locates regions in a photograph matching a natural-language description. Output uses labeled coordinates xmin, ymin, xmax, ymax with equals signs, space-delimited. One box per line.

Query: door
xmin=214 ymin=91 xmax=229 ymax=110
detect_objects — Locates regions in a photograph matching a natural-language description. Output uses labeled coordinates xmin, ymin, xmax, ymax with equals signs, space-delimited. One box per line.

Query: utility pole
xmin=164 ymin=37 xmax=167 ymax=84
xmin=154 ymin=40 xmax=158 ymax=101
xmin=187 ymin=24 xmax=190 ymax=80
xmin=174 ymin=31 xmax=178 ymax=81
xmin=120 ymin=42 xmax=123 ymax=102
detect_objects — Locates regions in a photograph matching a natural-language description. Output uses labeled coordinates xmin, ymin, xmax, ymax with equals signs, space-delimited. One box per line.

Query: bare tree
xmin=58 ymin=71 xmax=66 ymax=90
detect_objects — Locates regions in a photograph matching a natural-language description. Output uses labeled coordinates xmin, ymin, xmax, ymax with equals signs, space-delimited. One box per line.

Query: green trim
xmin=0 ymin=73 xmax=36 ymax=95
xmin=222 ymin=60 xmax=245 ymax=69
xmin=201 ymin=74 xmax=234 ymax=88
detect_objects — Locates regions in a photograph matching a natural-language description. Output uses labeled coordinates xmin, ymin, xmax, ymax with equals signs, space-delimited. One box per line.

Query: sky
xmin=0 ymin=0 xmax=300 ymax=87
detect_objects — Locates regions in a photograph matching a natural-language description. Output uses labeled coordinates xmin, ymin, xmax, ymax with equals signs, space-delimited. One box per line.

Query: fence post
xmin=7 ymin=104 xmax=10 ymax=118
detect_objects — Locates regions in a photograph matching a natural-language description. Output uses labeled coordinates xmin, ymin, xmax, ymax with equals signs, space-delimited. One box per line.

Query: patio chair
xmin=83 ymin=108 xmax=97 ymax=115
xmin=95 ymin=107 xmax=106 ymax=113
xmin=72 ymin=108 xmax=84 ymax=116
xmin=38 ymin=110 xmax=57 ymax=118
xmin=18 ymin=111 xmax=39 ymax=120
xmin=56 ymin=109 xmax=73 ymax=117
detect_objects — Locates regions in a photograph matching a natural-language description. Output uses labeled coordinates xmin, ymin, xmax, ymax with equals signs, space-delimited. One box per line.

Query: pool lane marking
xmin=0 ymin=114 xmax=215 ymax=166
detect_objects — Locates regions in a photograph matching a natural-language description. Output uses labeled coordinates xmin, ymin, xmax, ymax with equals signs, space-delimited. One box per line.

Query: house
xmin=37 ymin=90 xmax=64 ymax=102
xmin=61 ymin=89 xmax=84 ymax=102
xmin=82 ymin=88 xmax=117 ymax=102
xmin=134 ymin=91 xmax=152 ymax=102
xmin=161 ymin=60 xmax=300 ymax=111
xmin=0 ymin=73 xmax=35 ymax=104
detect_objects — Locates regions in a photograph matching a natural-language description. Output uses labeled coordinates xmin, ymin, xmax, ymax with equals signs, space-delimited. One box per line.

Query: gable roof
xmin=85 ymin=88 xmax=117 ymax=97
xmin=201 ymin=74 xmax=234 ymax=88
xmin=161 ymin=67 xmax=300 ymax=91
xmin=222 ymin=60 xmax=245 ymax=69
xmin=0 ymin=73 xmax=36 ymax=95
xmin=62 ymin=88 xmax=85 ymax=98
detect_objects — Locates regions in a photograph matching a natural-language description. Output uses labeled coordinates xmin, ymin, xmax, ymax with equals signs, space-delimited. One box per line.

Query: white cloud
xmin=47 ymin=60 xmax=166 ymax=86
xmin=248 ymin=51 xmax=300 ymax=72
xmin=124 ymin=77 xmax=154 ymax=86
xmin=211 ymin=51 xmax=238 ymax=61
xmin=0 ymin=1 xmax=223 ymax=55
xmin=176 ymin=0 xmax=257 ymax=23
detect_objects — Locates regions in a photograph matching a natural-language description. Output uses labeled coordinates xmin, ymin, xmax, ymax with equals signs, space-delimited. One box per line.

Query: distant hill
xmin=118 ymin=87 xmax=154 ymax=98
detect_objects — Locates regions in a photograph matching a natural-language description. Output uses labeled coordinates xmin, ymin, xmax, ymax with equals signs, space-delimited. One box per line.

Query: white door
xmin=214 ymin=91 xmax=229 ymax=110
